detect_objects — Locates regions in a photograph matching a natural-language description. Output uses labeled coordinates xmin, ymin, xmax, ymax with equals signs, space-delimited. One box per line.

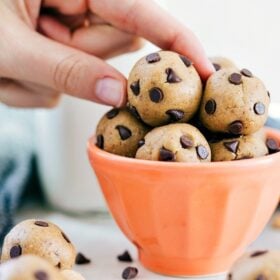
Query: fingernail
xmin=95 ymin=78 xmax=124 ymax=106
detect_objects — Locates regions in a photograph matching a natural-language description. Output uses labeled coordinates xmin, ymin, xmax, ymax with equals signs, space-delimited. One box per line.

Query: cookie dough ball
xmin=210 ymin=131 xmax=268 ymax=161
xmin=136 ymin=123 xmax=211 ymax=162
xmin=128 ymin=51 xmax=203 ymax=127
xmin=0 ymin=255 xmax=64 ymax=280
xmin=200 ymin=69 xmax=270 ymax=135
xmin=209 ymin=56 xmax=237 ymax=71
xmin=1 ymin=219 xmax=76 ymax=269
xmin=96 ymin=108 xmax=149 ymax=157
xmin=61 ymin=270 xmax=85 ymax=280
xmin=228 ymin=250 xmax=280 ymax=279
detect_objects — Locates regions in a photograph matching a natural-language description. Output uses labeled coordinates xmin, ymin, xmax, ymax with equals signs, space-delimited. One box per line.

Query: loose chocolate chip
xmin=205 ymin=99 xmax=216 ymax=115
xmin=267 ymin=91 xmax=271 ymax=98
xmin=130 ymin=80 xmax=140 ymax=96
xmin=196 ymin=145 xmax=209 ymax=160
xmin=34 ymin=271 xmax=48 ymax=280
xmin=179 ymin=55 xmax=192 ymax=67
xmin=96 ymin=135 xmax=104 ymax=149
xmin=159 ymin=147 xmax=175 ymax=161
xmin=180 ymin=135 xmax=193 ymax=149
xmin=166 ymin=109 xmax=184 ymax=122
xmin=106 ymin=108 xmax=119 ymax=119
xmin=137 ymin=139 xmax=145 ymax=148
xmin=34 ymin=221 xmax=49 ymax=227
xmin=250 ymin=250 xmax=268 ymax=257
xmin=56 ymin=262 xmax=61 ymax=269
xmin=10 ymin=245 xmax=22 ymax=258
xmin=61 ymin=231 xmax=71 ymax=243
xmin=256 ymin=274 xmax=267 ymax=280
xmin=146 ymin=53 xmax=160 ymax=63
xmin=266 ymin=138 xmax=279 ymax=154
xmin=122 ymin=267 xmax=138 ymax=279
xmin=149 ymin=87 xmax=163 ymax=103
xmin=254 ymin=102 xmax=265 ymax=115
xmin=240 ymin=68 xmax=253 ymax=77
xmin=228 ymin=73 xmax=242 ymax=85
xmin=213 ymin=63 xmax=221 ymax=71
xmin=228 ymin=121 xmax=243 ymax=135
xmin=117 ymin=250 xmax=133 ymax=262
xmin=76 ymin=252 xmax=91 ymax=265
xmin=224 ymin=141 xmax=239 ymax=153
xmin=116 ymin=125 xmax=132 ymax=140
xmin=165 ymin=68 xmax=182 ymax=83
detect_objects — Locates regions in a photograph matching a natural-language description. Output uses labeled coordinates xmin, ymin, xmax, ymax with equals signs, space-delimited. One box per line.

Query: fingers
xmin=39 ymin=16 xmax=143 ymax=59
xmin=88 ymin=0 xmax=214 ymax=80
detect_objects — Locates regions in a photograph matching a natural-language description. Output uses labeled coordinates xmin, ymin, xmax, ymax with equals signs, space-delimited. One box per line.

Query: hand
xmin=0 ymin=0 xmax=214 ymax=108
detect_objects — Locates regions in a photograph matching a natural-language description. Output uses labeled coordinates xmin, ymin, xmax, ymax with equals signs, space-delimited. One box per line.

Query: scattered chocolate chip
xmin=227 ymin=273 xmax=232 ymax=280
xmin=228 ymin=121 xmax=243 ymax=135
xmin=240 ymin=68 xmax=253 ymax=77
xmin=137 ymin=139 xmax=145 ymax=148
xmin=224 ymin=141 xmax=239 ymax=153
xmin=256 ymin=274 xmax=267 ymax=280
xmin=149 ymin=87 xmax=163 ymax=103
xmin=106 ymin=108 xmax=119 ymax=119
xmin=213 ymin=63 xmax=221 ymax=71
xmin=228 ymin=73 xmax=242 ymax=85
xmin=196 ymin=145 xmax=209 ymax=159
xmin=34 ymin=270 xmax=48 ymax=280
xmin=166 ymin=109 xmax=184 ymax=122
xmin=180 ymin=135 xmax=193 ymax=148
xmin=76 ymin=252 xmax=91 ymax=265
xmin=10 ymin=245 xmax=22 ymax=258
xmin=117 ymin=250 xmax=133 ymax=262
xmin=205 ymin=99 xmax=216 ymax=115
xmin=116 ymin=125 xmax=132 ymax=140
xmin=122 ymin=267 xmax=138 ymax=279
xmin=61 ymin=231 xmax=71 ymax=243
xmin=254 ymin=102 xmax=265 ymax=115
xmin=250 ymin=250 xmax=268 ymax=258
xmin=128 ymin=105 xmax=141 ymax=120
xmin=146 ymin=53 xmax=160 ymax=63
xmin=267 ymin=91 xmax=270 ymax=98
xmin=179 ymin=55 xmax=192 ymax=67
xmin=34 ymin=221 xmax=49 ymax=227
xmin=130 ymin=80 xmax=140 ymax=96
xmin=266 ymin=138 xmax=279 ymax=154
xmin=165 ymin=68 xmax=182 ymax=83
xmin=56 ymin=262 xmax=61 ymax=269
xmin=96 ymin=135 xmax=104 ymax=149
xmin=159 ymin=147 xmax=175 ymax=161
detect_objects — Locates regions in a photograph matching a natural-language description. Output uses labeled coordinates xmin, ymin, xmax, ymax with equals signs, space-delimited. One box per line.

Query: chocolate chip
xmin=256 ymin=274 xmax=267 ymax=280
xmin=266 ymin=138 xmax=279 ymax=154
xmin=61 ymin=231 xmax=71 ymax=243
xmin=34 ymin=271 xmax=48 ymax=280
xmin=137 ymin=139 xmax=145 ymax=148
xmin=180 ymin=135 xmax=193 ymax=148
xmin=227 ymin=273 xmax=232 ymax=280
xmin=228 ymin=73 xmax=242 ymax=85
xmin=165 ymin=68 xmax=182 ymax=83
xmin=130 ymin=80 xmax=140 ymax=96
xmin=240 ymin=68 xmax=253 ymax=77
xmin=117 ymin=250 xmax=133 ymax=262
xmin=56 ymin=262 xmax=61 ymax=269
xmin=179 ymin=55 xmax=192 ymax=67
xmin=128 ymin=105 xmax=141 ymax=121
xmin=146 ymin=53 xmax=160 ymax=63
xmin=10 ymin=245 xmax=22 ymax=258
xmin=122 ymin=267 xmax=138 ymax=279
xmin=196 ymin=145 xmax=209 ymax=159
xmin=166 ymin=109 xmax=184 ymax=122
xmin=250 ymin=250 xmax=268 ymax=257
xmin=96 ymin=135 xmax=104 ymax=149
xmin=213 ymin=63 xmax=221 ymax=71
xmin=228 ymin=121 xmax=243 ymax=135
xmin=149 ymin=87 xmax=163 ymax=103
xmin=116 ymin=125 xmax=132 ymax=140
xmin=205 ymin=99 xmax=216 ymax=114
xmin=254 ymin=102 xmax=265 ymax=115
xmin=267 ymin=91 xmax=270 ymax=98
xmin=76 ymin=252 xmax=91 ymax=265
xmin=106 ymin=108 xmax=119 ymax=119
xmin=159 ymin=147 xmax=175 ymax=161
xmin=224 ymin=141 xmax=239 ymax=153
xmin=34 ymin=221 xmax=49 ymax=227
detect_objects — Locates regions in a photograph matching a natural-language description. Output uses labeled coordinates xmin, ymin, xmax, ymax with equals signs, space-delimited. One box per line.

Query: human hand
xmin=0 ymin=0 xmax=214 ymax=108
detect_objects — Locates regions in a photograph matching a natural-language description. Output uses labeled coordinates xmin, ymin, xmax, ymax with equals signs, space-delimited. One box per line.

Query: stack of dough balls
xmin=0 ymin=219 xmax=85 ymax=280
xmin=95 ymin=51 xmax=278 ymax=162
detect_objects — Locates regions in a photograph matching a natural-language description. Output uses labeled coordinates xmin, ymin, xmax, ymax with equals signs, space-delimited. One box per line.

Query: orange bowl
xmin=87 ymin=128 xmax=280 ymax=277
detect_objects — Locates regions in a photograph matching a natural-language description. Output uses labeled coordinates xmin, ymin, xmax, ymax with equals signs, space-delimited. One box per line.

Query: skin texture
xmin=0 ymin=0 xmax=214 ymax=108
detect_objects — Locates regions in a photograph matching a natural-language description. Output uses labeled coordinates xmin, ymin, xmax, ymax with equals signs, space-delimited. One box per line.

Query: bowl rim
xmin=88 ymin=127 xmax=280 ymax=169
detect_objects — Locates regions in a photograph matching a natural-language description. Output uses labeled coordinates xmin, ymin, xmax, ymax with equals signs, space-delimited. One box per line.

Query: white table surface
xmin=17 ymin=205 xmax=280 ymax=280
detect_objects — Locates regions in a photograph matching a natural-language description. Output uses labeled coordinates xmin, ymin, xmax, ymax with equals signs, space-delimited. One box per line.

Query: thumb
xmin=1 ymin=22 xmax=126 ymax=107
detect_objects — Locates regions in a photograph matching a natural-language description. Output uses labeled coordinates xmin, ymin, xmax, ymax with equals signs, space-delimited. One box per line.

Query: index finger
xmin=88 ymin=0 xmax=214 ymax=80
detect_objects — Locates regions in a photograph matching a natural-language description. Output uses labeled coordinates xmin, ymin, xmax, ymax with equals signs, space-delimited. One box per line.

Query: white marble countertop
xmin=18 ymin=205 xmax=280 ymax=280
